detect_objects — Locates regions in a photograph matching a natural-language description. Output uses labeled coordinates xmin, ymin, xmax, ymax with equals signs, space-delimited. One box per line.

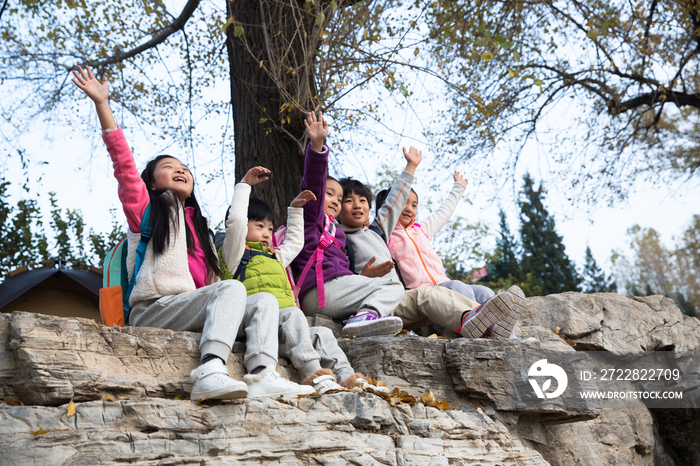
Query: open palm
xmin=71 ymin=65 xmax=108 ymax=105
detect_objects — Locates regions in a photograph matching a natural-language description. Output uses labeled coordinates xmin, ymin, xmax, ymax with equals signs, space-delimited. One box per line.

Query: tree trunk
xmin=226 ymin=1 xmax=310 ymax=227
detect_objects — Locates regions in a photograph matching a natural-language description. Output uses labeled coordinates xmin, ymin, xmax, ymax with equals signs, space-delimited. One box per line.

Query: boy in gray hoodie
xmin=337 ymin=147 xmax=523 ymax=338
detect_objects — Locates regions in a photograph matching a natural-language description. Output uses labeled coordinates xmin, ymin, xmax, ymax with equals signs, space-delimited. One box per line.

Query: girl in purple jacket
xmin=291 ymin=111 xmax=404 ymax=337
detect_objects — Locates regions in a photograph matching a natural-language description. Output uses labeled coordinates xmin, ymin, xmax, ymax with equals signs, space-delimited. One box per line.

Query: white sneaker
xmin=244 ymin=369 xmax=316 ymax=398
xmin=189 ymin=359 xmax=248 ymax=401
xmin=356 ymin=377 xmax=391 ymax=393
xmin=312 ymin=374 xmax=345 ymax=394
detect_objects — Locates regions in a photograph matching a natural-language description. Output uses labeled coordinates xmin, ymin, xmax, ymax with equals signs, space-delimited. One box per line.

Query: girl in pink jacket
xmin=381 ymin=172 xmax=522 ymax=338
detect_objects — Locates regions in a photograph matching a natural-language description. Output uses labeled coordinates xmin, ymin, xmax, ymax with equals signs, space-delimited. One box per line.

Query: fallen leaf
xmin=31 ymin=430 xmax=48 ymax=437
xmin=66 ymin=399 xmax=76 ymax=417
xmin=421 ymin=391 xmax=436 ymax=404
xmin=100 ymin=395 xmax=115 ymax=402
xmin=394 ymin=329 xmax=409 ymax=336
xmin=427 ymin=334 xmax=438 ymax=339
xmin=476 ymin=407 xmax=484 ymax=414
xmin=55 ymin=428 xmax=69 ymax=432
xmin=2 ymin=397 xmax=23 ymax=406
xmin=173 ymin=397 xmax=181 ymax=401
xmin=554 ymin=326 xmax=561 ymax=334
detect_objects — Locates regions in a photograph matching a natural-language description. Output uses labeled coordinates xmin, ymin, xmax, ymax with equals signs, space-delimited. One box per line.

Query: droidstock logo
xmin=528 ymin=359 xmax=568 ymax=399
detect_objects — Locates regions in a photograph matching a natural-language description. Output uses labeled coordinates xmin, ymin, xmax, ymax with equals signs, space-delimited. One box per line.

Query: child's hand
xmin=304 ymin=111 xmax=329 ymax=152
xmin=71 ymin=65 xmax=109 ymax=105
xmin=242 ymin=166 xmax=271 ymax=186
xmin=454 ymin=171 xmax=468 ymax=187
xmin=290 ymin=190 xmax=317 ymax=208
xmin=403 ymin=146 xmax=422 ymax=174
xmin=360 ymin=257 xmax=394 ymax=277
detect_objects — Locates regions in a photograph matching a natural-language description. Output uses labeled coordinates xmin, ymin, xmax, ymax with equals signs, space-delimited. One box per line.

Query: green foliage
xmin=0 ymin=175 xmax=126 ymax=278
xmin=519 ymin=173 xmax=581 ymax=294
xmin=489 ymin=208 xmax=520 ymax=282
xmin=612 ymin=216 xmax=700 ymax=317
xmin=0 ymin=177 xmax=50 ymax=276
xmin=582 ymin=245 xmax=616 ymax=293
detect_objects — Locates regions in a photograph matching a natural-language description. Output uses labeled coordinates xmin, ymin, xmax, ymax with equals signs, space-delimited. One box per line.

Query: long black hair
xmin=140 ymin=155 xmax=221 ymax=277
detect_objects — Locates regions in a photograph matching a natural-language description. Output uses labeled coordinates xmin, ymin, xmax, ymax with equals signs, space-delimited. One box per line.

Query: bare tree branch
xmin=70 ymin=0 xmax=200 ymax=70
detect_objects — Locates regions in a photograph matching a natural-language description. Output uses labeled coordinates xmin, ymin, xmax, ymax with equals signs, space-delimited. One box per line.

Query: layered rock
xmin=1 ymin=291 xmax=699 ymax=465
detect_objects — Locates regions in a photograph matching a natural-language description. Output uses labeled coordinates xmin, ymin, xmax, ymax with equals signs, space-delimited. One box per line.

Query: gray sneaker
xmin=460 ymin=292 xmax=516 ymax=339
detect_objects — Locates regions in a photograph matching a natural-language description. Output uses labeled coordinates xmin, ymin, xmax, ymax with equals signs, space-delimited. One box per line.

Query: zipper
xmin=405 ymin=226 xmax=436 ymax=285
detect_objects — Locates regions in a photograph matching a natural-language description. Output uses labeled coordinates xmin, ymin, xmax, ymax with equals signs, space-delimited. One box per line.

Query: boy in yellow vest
xmin=215 ymin=166 xmax=387 ymax=394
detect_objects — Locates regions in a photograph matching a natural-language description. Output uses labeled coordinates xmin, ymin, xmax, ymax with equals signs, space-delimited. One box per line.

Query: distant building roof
xmin=0 ymin=264 xmax=103 ymax=310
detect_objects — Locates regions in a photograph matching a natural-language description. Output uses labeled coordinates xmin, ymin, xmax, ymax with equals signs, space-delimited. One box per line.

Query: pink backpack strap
xmin=413 ymin=222 xmax=430 ymax=239
xmin=296 ymin=214 xmax=337 ymax=308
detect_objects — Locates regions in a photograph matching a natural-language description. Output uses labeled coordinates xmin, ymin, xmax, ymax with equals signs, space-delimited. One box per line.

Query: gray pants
xmin=310 ymin=326 xmax=355 ymax=383
xmin=130 ymin=281 xmax=279 ymax=372
xmin=267 ymin=307 xmax=356 ymax=382
xmin=300 ymin=274 xmax=404 ymax=319
xmin=439 ymin=280 xmax=494 ymax=305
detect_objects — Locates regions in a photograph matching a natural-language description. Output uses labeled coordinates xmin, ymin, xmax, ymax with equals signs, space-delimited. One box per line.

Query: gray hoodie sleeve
xmin=372 ymin=170 xmax=414 ymax=242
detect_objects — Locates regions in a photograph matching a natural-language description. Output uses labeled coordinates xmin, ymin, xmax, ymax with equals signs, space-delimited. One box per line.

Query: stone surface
xmin=444 ymin=339 xmax=601 ymax=424
xmin=5 ymin=311 xmax=293 ymax=406
xmin=0 ymin=312 xmax=15 ymax=397
xmin=3 ymin=292 xmax=700 ymax=466
xmin=0 ymin=393 xmax=548 ymax=465
xmin=520 ymin=292 xmax=700 ymax=352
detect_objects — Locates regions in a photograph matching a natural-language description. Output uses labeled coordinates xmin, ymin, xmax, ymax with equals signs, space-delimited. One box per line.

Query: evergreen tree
xmin=582 ymin=246 xmax=617 ymax=293
xmin=491 ymin=208 xmax=521 ymax=281
xmin=519 ymin=174 xmax=581 ymax=295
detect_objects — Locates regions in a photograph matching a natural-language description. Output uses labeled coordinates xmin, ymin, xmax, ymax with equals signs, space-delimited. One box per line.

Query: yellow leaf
xmin=259 ymin=60 xmax=264 ymax=68
xmin=2 ymin=397 xmax=23 ymax=406
xmin=66 ymin=399 xmax=76 ymax=417
xmin=476 ymin=407 xmax=484 ymax=414
xmin=173 ymin=397 xmax=181 ymax=401
xmin=31 ymin=429 xmax=48 ymax=436
xmin=427 ymin=334 xmax=438 ymax=339
xmin=100 ymin=396 xmax=115 ymax=402
xmin=421 ymin=391 xmax=436 ymax=403
xmin=554 ymin=326 xmax=560 ymax=334
xmin=437 ymin=401 xmax=450 ymax=411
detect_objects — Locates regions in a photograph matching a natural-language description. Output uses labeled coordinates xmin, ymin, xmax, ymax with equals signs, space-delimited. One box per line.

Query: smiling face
xmin=399 ymin=190 xmax=418 ymax=227
xmin=341 ymin=191 xmax=370 ymax=228
xmin=246 ymin=218 xmax=274 ymax=247
xmin=150 ymin=157 xmax=193 ymax=203
xmin=324 ymin=178 xmax=343 ymax=218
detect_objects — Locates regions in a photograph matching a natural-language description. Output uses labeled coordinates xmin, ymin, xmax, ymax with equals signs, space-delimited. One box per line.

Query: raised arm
xmin=276 ymin=190 xmax=316 ymax=268
xmin=374 ymin=146 xmax=421 ymax=239
xmin=300 ymin=111 xmax=330 ymax=226
xmin=222 ymin=167 xmax=271 ymax=271
xmin=421 ymin=171 xmax=467 ymax=237
xmin=71 ymin=65 xmax=117 ymax=130
xmin=72 ymin=65 xmax=147 ymax=232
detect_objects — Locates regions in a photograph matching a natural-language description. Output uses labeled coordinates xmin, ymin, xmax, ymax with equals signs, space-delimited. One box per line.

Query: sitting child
xmin=215 ymin=166 xmax=386 ymax=392
xmin=375 ymin=171 xmax=495 ymax=305
xmin=338 ymin=147 xmax=523 ymax=339
xmin=291 ymin=111 xmax=405 ymax=337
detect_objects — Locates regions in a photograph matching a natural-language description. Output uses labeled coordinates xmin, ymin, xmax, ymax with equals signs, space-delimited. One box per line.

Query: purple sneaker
xmin=342 ymin=312 xmax=403 ymax=337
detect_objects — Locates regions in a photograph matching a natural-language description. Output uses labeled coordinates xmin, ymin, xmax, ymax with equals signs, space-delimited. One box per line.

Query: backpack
xmin=99 ymin=205 xmax=152 ymax=326
xmin=294 ymin=214 xmax=339 ymax=308
xmin=233 ymin=244 xmax=276 ymax=281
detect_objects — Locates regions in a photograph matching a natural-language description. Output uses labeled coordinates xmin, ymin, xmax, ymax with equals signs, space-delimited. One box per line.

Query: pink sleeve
xmin=102 ymin=128 xmax=150 ymax=233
